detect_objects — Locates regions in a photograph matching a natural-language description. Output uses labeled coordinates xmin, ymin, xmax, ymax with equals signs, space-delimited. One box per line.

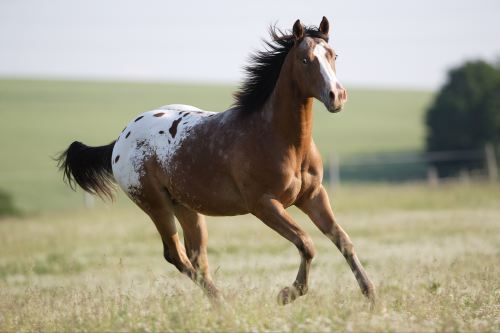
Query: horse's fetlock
xmin=293 ymin=282 xmax=309 ymax=296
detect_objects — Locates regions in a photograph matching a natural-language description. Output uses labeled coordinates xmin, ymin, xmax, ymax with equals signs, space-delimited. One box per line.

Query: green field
xmin=0 ymin=79 xmax=432 ymax=213
xmin=1 ymin=79 xmax=499 ymax=332
xmin=1 ymin=183 xmax=499 ymax=332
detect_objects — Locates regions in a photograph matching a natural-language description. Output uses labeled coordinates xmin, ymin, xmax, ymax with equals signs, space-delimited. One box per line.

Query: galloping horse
xmin=58 ymin=17 xmax=375 ymax=305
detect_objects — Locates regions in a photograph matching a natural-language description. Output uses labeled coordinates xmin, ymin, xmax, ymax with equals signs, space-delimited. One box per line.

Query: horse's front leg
xmin=252 ymin=196 xmax=316 ymax=305
xmin=297 ymin=185 xmax=375 ymax=304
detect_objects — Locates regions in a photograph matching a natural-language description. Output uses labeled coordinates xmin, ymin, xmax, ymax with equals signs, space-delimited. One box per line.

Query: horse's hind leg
xmin=252 ymin=196 xmax=316 ymax=305
xmin=143 ymin=205 xmax=197 ymax=280
xmin=174 ymin=205 xmax=221 ymax=299
xmin=128 ymin=179 xmax=216 ymax=300
xmin=297 ymin=185 xmax=375 ymax=304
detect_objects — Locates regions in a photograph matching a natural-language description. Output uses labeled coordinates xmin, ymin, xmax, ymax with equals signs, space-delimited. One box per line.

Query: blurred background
xmin=1 ymin=2 xmax=500 ymax=331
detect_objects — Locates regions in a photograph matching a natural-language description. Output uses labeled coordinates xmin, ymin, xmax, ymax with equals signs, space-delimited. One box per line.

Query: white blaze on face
xmin=312 ymin=42 xmax=342 ymax=104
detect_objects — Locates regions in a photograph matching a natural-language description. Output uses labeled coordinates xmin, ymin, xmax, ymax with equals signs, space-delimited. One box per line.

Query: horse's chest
xmin=275 ymin=163 xmax=322 ymax=207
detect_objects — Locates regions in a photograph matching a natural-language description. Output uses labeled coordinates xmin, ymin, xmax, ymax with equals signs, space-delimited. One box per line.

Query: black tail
xmin=56 ymin=141 xmax=116 ymax=199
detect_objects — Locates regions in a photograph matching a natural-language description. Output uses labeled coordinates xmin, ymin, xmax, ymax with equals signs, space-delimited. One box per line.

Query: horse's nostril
xmin=340 ymin=89 xmax=347 ymax=101
xmin=329 ymin=91 xmax=335 ymax=101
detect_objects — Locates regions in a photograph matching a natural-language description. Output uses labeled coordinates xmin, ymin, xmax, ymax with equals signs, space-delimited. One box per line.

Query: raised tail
xmin=56 ymin=141 xmax=116 ymax=199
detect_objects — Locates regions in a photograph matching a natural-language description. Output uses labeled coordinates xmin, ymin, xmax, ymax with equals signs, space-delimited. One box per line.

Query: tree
xmin=0 ymin=189 xmax=20 ymax=217
xmin=425 ymin=60 xmax=500 ymax=175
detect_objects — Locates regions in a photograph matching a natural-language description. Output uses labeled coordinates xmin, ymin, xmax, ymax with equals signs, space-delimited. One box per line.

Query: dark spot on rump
xmin=159 ymin=130 xmax=165 ymax=134
xmin=154 ymin=112 xmax=165 ymax=117
xmin=182 ymin=113 xmax=189 ymax=118
xmin=136 ymin=139 xmax=147 ymax=149
xmin=182 ymin=122 xmax=188 ymax=125
xmin=169 ymin=118 xmax=182 ymax=138
xmin=114 ymin=155 xmax=120 ymax=163
xmin=125 ymin=131 xmax=131 ymax=138
xmin=168 ymin=139 xmax=171 ymax=144
xmin=121 ymin=127 xmax=126 ymax=133
xmin=134 ymin=116 xmax=144 ymax=122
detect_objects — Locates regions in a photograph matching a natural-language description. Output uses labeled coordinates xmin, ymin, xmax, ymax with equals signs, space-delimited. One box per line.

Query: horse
xmin=57 ymin=17 xmax=375 ymax=305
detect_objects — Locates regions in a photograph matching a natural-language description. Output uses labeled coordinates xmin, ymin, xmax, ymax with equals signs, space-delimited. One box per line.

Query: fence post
xmin=484 ymin=143 xmax=498 ymax=182
xmin=329 ymin=153 xmax=340 ymax=194
xmin=427 ymin=166 xmax=439 ymax=187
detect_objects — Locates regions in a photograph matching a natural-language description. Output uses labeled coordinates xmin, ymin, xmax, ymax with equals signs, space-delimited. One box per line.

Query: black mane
xmin=233 ymin=25 xmax=329 ymax=113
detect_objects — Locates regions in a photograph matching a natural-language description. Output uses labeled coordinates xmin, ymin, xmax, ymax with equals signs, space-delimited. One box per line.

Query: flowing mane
xmin=233 ymin=25 xmax=329 ymax=113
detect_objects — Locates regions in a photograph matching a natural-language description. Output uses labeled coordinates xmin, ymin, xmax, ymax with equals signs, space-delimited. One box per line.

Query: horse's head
xmin=289 ymin=17 xmax=347 ymax=113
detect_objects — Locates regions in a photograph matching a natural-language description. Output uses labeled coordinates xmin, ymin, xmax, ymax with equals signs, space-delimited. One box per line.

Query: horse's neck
xmin=262 ymin=73 xmax=314 ymax=153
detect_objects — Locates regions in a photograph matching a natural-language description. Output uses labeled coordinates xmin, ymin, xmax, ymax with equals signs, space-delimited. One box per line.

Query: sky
xmin=0 ymin=0 xmax=499 ymax=90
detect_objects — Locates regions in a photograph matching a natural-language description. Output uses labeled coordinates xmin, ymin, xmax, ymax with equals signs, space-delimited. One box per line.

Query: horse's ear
xmin=292 ymin=19 xmax=304 ymax=40
xmin=319 ymin=16 xmax=330 ymax=36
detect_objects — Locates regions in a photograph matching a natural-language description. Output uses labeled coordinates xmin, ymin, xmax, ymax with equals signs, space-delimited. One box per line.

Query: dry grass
xmin=1 ymin=184 xmax=499 ymax=332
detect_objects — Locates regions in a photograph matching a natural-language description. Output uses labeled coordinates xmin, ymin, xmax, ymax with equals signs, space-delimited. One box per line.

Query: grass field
xmin=1 ymin=183 xmax=499 ymax=332
xmin=1 ymin=79 xmax=498 ymax=332
xmin=0 ymin=79 xmax=432 ymax=213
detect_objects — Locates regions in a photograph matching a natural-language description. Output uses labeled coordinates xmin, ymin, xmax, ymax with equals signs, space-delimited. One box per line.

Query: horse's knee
xmin=297 ymin=234 xmax=316 ymax=261
xmin=340 ymin=237 xmax=354 ymax=257
xmin=326 ymin=230 xmax=355 ymax=257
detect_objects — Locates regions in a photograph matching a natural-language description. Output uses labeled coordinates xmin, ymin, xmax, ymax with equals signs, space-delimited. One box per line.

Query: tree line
xmin=426 ymin=59 xmax=500 ymax=176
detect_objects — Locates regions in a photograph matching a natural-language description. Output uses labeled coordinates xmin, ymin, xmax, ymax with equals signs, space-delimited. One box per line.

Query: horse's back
xmin=111 ymin=104 xmax=215 ymax=195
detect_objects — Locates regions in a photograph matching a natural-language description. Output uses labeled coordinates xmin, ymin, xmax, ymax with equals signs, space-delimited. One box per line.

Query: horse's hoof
xmin=277 ymin=286 xmax=299 ymax=305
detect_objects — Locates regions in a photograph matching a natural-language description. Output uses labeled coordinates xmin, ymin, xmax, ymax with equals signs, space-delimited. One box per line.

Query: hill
xmin=0 ymin=79 xmax=432 ymax=212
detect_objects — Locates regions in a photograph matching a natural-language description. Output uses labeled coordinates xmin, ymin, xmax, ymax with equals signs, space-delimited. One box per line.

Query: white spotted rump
xmin=111 ymin=104 xmax=215 ymax=194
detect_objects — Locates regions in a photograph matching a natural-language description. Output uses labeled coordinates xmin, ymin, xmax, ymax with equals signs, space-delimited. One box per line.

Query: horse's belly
xmin=171 ymin=188 xmax=248 ymax=216
xmin=166 ymin=157 xmax=248 ymax=216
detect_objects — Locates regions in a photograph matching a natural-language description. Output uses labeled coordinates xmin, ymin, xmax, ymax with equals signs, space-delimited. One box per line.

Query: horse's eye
xmin=302 ymin=58 xmax=308 ymax=64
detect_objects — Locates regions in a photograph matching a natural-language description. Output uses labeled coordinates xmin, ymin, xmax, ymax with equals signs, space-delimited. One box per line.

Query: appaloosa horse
xmin=58 ymin=17 xmax=375 ymax=305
